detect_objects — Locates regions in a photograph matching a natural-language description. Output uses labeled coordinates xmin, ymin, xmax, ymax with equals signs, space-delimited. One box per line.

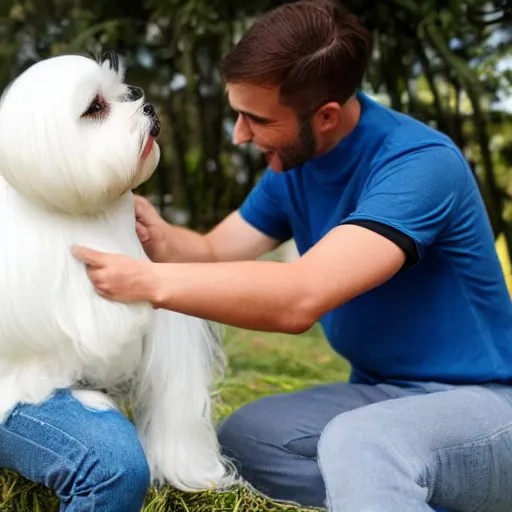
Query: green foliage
xmin=1 ymin=0 xmax=510 ymax=232
xmin=0 ymin=326 xmax=342 ymax=511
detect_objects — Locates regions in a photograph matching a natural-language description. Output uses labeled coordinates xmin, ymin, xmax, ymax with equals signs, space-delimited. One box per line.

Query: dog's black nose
xmin=143 ymin=102 xmax=159 ymax=137
xmin=150 ymin=119 xmax=160 ymax=137
xmin=143 ymin=103 xmax=155 ymax=117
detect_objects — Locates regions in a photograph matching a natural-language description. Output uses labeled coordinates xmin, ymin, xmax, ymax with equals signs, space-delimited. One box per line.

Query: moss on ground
xmin=0 ymin=325 xmax=349 ymax=511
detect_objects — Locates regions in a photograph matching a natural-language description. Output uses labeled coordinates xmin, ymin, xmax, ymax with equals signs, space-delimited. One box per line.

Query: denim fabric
xmin=218 ymin=380 xmax=512 ymax=511
xmin=0 ymin=389 xmax=149 ymax=511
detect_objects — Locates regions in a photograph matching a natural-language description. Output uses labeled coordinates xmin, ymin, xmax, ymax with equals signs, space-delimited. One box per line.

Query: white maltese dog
xmin=0 ymin=52 xmax=235 ymax=493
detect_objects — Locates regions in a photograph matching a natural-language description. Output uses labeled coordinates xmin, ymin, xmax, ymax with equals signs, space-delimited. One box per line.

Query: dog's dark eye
xmin=85 ymin=101 xmax=102 ymax=115
xmin=82 ymin=95 xmax=107 ymax=117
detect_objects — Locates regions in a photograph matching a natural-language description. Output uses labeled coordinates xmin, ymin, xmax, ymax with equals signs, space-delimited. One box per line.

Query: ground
xmin=0 ymin=324 xmax=348 ymax=512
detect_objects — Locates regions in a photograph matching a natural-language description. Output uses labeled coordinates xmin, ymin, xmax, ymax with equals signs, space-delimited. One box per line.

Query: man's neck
xmin=317 ymin=95 xmax=362 ymax=156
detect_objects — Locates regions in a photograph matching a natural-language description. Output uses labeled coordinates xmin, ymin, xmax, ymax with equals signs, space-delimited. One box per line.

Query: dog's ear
xmin=102 ymin=50 xmax=119 ymax=73
xmin=100 ymin=50 xmax=126 ymax=84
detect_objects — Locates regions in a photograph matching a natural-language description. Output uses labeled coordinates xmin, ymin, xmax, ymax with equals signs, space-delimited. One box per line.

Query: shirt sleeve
xmin=341 ymin=144 xmax=469 ymax=261
xmin=239 ymin=169 xmax=292 ymax=242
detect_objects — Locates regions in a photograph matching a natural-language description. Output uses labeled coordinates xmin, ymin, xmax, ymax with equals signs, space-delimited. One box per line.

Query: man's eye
xmin=248 ymin=116 xmax=269 ymax=125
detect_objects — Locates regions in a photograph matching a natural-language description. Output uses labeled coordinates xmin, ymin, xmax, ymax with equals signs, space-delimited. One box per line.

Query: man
xmin=73 ymin=0 xmax=512 ymax=511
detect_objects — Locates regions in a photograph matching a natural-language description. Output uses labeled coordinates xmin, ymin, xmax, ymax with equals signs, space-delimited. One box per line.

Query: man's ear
xmin=311 ymin=102 xmax=342 ymax=134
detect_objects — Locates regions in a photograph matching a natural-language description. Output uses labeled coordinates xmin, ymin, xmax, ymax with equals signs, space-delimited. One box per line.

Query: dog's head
xmin=0 ymin=52 xmax=160 ymax=214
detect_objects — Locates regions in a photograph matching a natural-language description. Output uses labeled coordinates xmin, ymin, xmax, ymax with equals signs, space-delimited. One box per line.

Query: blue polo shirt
xmin=239 ymin=92 xmax=512 ymax=385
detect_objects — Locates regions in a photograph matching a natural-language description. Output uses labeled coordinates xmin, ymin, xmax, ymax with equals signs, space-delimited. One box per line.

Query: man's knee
xmin=218 ymin=395 xmax=325 ymax=506
xmin=218 ymin=394 xmax=313 ymax=461
xmin=318 ymin=403 xmax=422 ymax=477
xmin=218 ymin=397 xmax=279 ymax=462
xmin=218 ymin=393 xmax=319 ymax=481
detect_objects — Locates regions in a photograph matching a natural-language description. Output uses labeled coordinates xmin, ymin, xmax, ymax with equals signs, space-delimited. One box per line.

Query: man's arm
xmin=205 ymin=211 xmax=282 ymax=261
xmin=148 ymin=145 xmax=466 ymax=331
xmin=152 ymin=224 xmax=405 ymax=333
xmin=159 ymin=211 xmax=280 ymax=262
xmin=136 ymin=194 xmax=280 ymax=263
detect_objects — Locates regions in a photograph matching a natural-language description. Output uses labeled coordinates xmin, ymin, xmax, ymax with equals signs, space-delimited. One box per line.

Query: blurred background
xmin=1 ymin=0 xmax=510 ymax=262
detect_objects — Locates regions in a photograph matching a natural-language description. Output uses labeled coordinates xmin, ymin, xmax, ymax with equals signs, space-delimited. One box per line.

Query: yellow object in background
xmin=496 ymin=234 xmax=512 ymax=294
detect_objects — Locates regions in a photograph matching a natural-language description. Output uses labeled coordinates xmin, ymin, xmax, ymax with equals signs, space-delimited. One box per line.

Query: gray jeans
xmin=217 ymin=380 xmax=512 ymax=511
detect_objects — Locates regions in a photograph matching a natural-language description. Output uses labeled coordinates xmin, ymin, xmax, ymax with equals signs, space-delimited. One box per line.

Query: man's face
xmin=227 ymin=83 xmax=317 ymax=173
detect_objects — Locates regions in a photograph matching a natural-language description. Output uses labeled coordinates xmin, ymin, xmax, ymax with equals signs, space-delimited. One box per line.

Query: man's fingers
xmin=71 ymin=245 xmax=105 ymax=267
xmin=72 ymin=246 xmax=118 ymax=301
xmin=83 ymin=266 xmax=112 ymax=297
xmin=135 ymin=221 xmax=150 ymax=243
xmin=134 ymin=195 xmax=153 ymax=218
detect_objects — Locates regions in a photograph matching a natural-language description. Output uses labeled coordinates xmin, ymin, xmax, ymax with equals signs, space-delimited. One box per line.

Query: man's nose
xmin=232 ymin=115 xmax=252 ymax=145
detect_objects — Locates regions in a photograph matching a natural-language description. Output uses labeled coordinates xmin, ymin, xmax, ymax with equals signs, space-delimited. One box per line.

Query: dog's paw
xmin=71 ymin=389 xmax=118 ymax=412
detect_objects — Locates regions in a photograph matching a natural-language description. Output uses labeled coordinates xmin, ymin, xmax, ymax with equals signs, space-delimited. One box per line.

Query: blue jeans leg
xmin=318 ymin=383 xmax=512 ymax=512
xmin=217 ymin=380 xmax=419 ymax=507
xmin=218 ymin=381 xmax=512 ymax=511
xmin=0 ymin=389 xmax=150 ymax=512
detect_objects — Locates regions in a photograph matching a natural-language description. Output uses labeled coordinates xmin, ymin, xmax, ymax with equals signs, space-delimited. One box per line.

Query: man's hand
xmin=71 ymin=245 xmax=160 ymax=304
xmin=71 ymin=224 xmax=407 ymax=333
xmin=134 ymin=194 xmax=279 ymax=264
xmin=134 ymin=195 xmax=172 ymax=262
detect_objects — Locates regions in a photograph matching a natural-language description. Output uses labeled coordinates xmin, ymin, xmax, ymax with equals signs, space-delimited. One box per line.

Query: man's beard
xmin=265 ymin=119 xmax=317 ymax=172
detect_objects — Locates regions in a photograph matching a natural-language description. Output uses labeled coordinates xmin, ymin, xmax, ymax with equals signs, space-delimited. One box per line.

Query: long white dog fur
xmin=0 ymin=53 xmax=235 ymax=492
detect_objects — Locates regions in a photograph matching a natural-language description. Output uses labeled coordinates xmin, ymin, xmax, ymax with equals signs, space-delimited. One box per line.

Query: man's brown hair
xmin=220 ymin=0 xmax=372 ymax=117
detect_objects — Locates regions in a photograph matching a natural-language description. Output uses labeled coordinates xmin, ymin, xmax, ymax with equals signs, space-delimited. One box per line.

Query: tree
xmin=1 ymin=0 xmax=510 ymax=250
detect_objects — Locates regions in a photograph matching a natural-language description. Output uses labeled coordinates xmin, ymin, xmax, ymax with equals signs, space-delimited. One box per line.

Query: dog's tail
xmin=131 ymin=308 xmax=238 ymax=492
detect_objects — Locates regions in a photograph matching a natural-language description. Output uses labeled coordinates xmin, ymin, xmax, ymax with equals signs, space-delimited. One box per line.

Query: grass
xmin=0 ymin=324 xmax=349 ymax=512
